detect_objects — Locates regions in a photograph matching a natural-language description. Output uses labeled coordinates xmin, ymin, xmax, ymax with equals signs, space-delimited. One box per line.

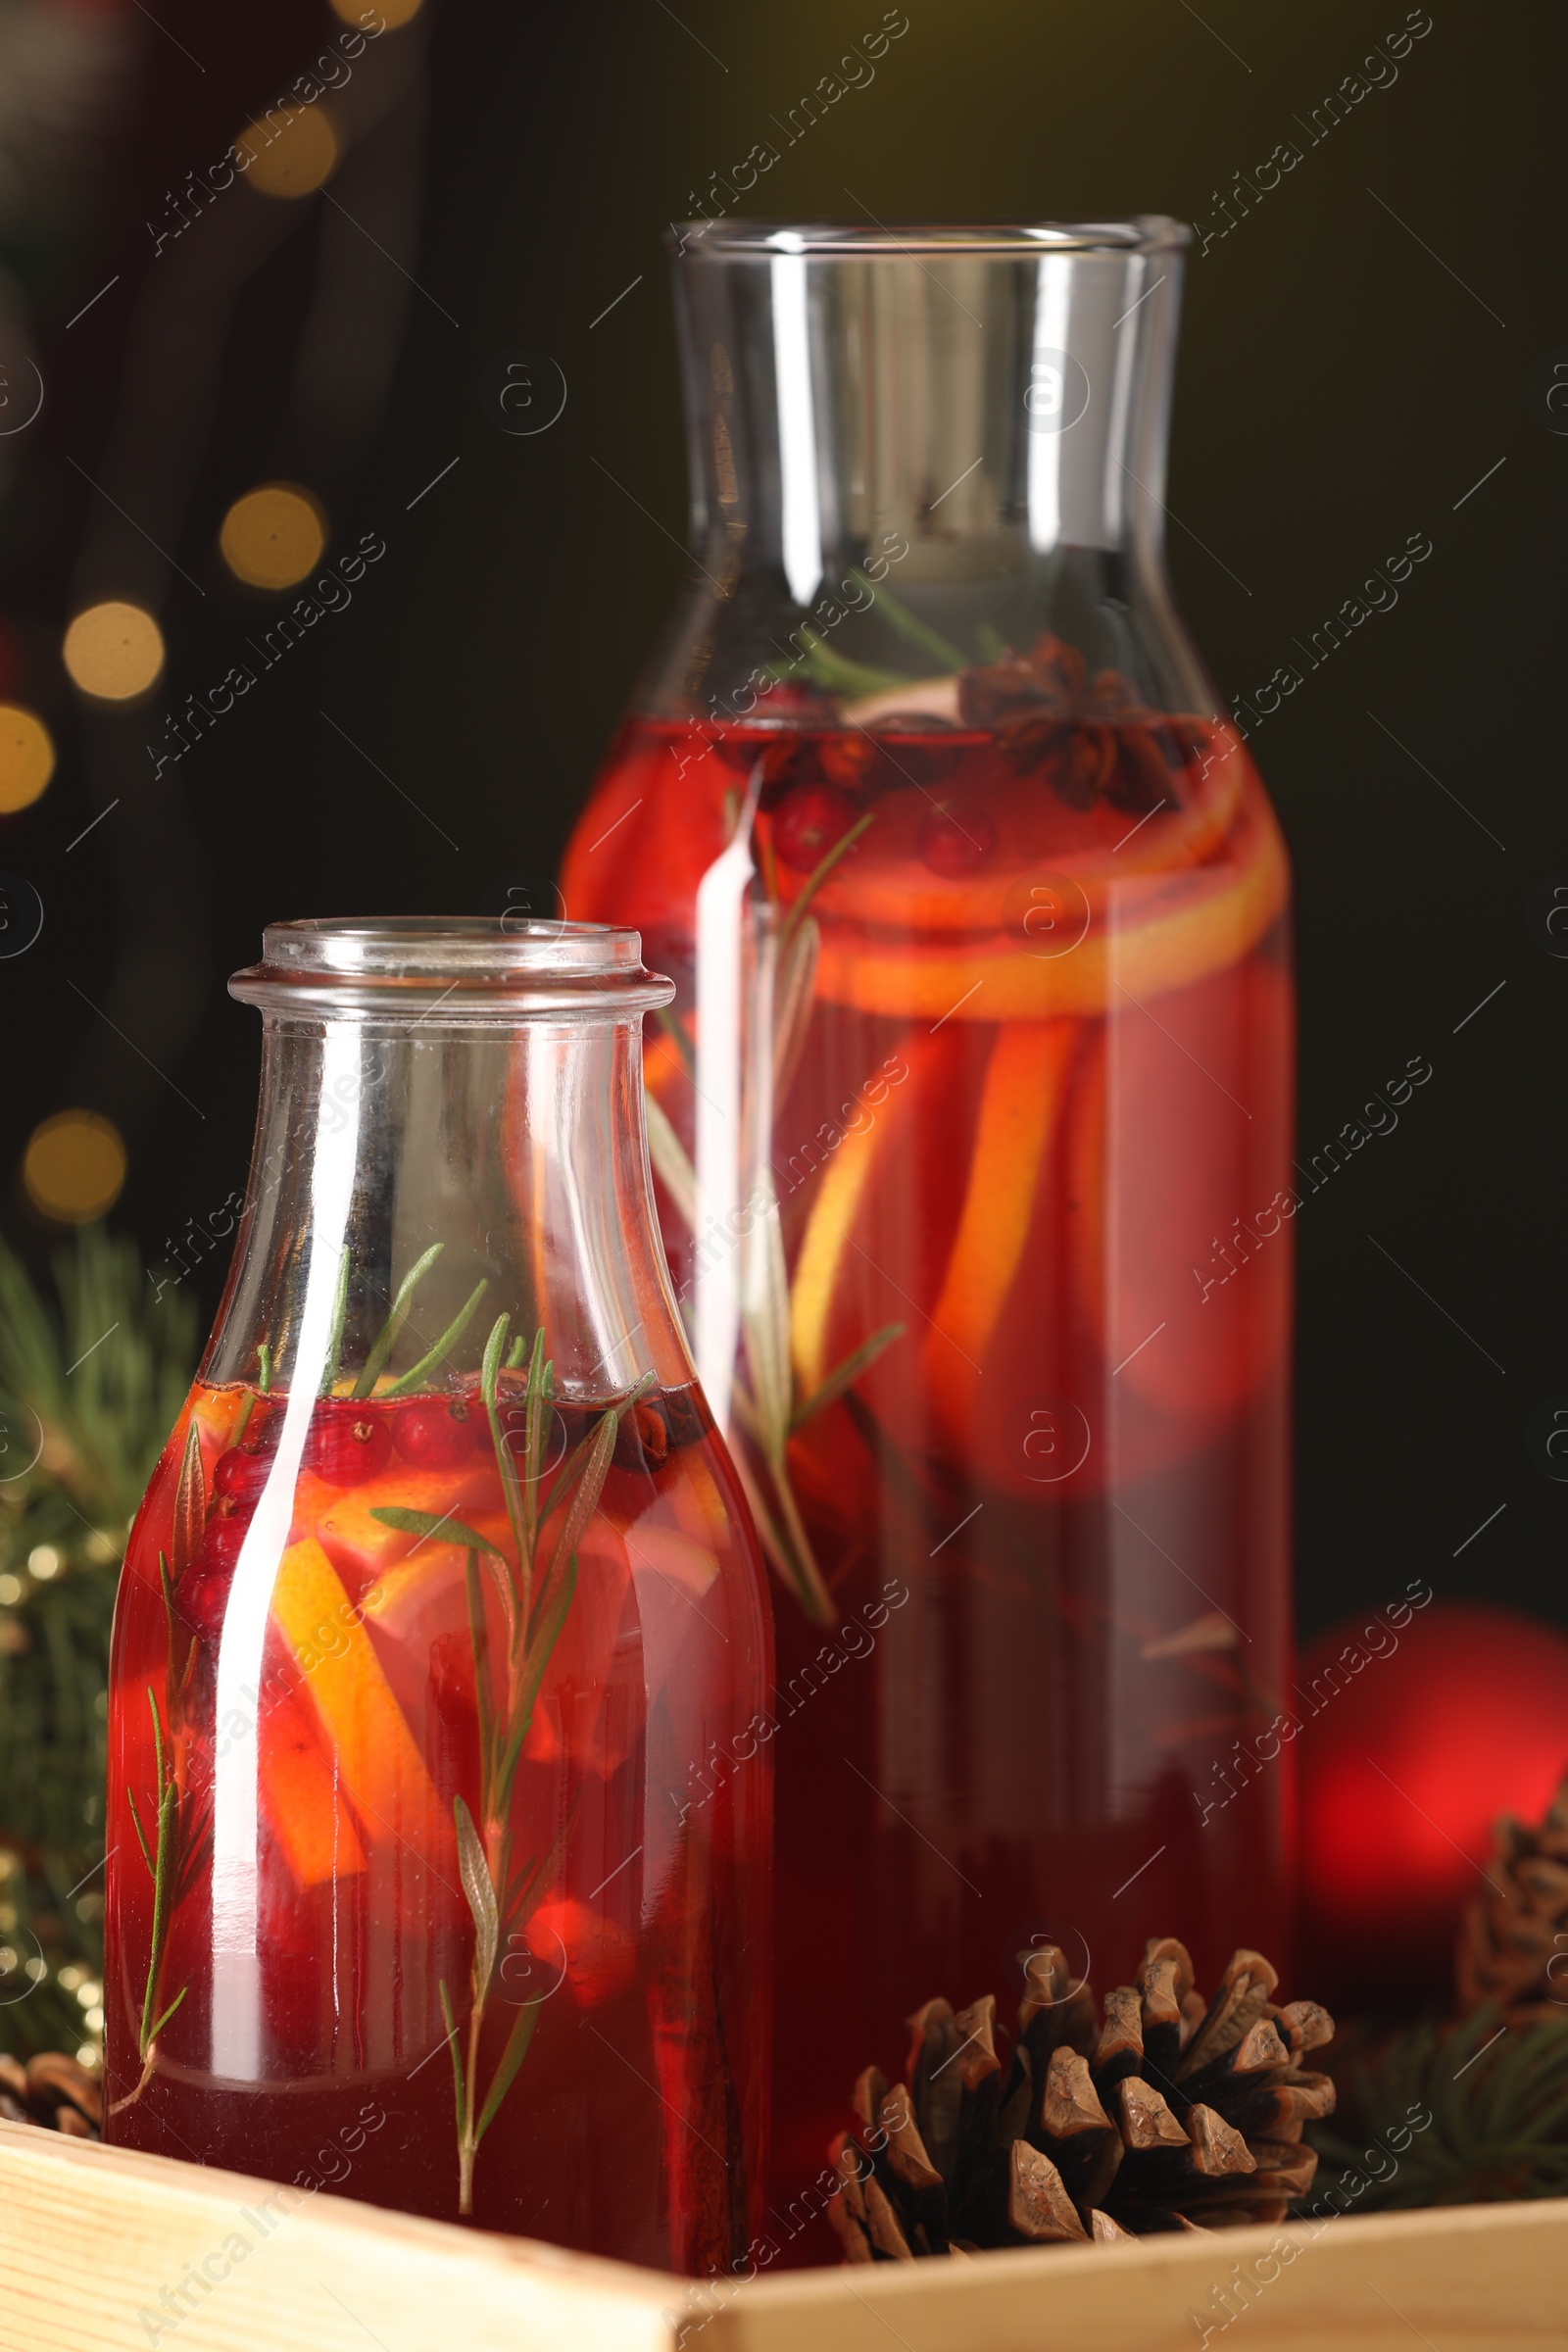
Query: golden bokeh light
xmin=329 ymin=0 xmax=423 ymax=24
xmin=23 ymin=1110 xmax=127 ymax=1225
xmin=0 ymin=706 xmax=55 ymax=812
xmin=235 ymin=105 xmax=338 ymax=199
xmin=62 ymin=604 xmax=165 ymax=702
xmin=219 ymin=483 xmax=326 ymax=590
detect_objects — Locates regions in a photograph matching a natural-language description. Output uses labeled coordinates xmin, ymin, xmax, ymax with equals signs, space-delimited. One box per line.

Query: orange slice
xmin=259 ymin=1684 xmax=368 ymax=1887
xmin=813 ymin=793 xmax=1287 ymax=1023
xmin=308 ymin=1460 xmax=503 ymax=1592
xmin=270 ymin=1536 xmax=451 ymax=1867
xmin=789 ymin=1025 xmax=956 ymax=1400
xmin=923 ymin=1019 xmax=1079 ymax=1441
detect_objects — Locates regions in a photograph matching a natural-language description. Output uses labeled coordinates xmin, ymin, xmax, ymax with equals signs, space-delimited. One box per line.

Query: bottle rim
xmin=669 ymin=217 xmax=1191 ymax=259
xmin=229 ymin=915 xmax=674 ymax=1020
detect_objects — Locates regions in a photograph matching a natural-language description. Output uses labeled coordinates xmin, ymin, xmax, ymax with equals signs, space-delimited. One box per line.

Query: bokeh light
xmin=235 ymin=106 xmax=338 ymax=199
xmin=329 ymin=0 xmax=423 ymax=23
xmin=0 ymin=706 xmax=54 ymax=812
xmin=220 ymin=484 xmax=326 ymax=590
xmin=62 ymin=603 xmax=165 ymax=702
xmin=23 ymin=1110 xmax=127 ymax=1224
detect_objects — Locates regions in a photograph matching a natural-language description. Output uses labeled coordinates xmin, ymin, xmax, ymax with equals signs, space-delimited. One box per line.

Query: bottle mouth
xmin=671 ymin=217 xmax=1191 ymax=259
xmin=229 ymin=916 xmax=674 ymax=1021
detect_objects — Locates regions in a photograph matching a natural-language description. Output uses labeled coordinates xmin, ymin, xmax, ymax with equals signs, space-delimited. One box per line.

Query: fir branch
xmin=1309 ymin=2006 xmax=1568 ymax=2210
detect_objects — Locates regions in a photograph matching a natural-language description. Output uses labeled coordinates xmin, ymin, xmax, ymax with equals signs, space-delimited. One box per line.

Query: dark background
xmin=1 ymin=0 xmax=1562 ymax=1645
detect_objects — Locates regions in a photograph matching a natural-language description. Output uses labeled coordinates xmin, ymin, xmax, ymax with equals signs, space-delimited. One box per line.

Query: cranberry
xmin=390 ymin=1396 xmax=476 ymax=1469
xmin=213 ymin=1440 xmax=282 ymax=1512
xmin=177 ymin=1534 xmax=240 ymax=1646
xmin=772 ymin=783 xmax=856 ymax=873
xmin=301 ymin=1401 xmax=393 ymax=1486
xmin=919 ymin=804 xmax=997 ymax=876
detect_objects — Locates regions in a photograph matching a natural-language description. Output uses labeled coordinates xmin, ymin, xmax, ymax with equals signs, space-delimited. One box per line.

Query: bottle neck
xmin=675 ymin=233 xmax=1183 ymax=599
xmin=204 ymin=1015 xmax=688 ymax=1400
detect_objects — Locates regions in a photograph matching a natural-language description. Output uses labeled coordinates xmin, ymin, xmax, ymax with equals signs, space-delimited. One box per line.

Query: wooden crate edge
xmin=706 ymin=2193 xmax=1568 ymax=2351
xmin=0 ymin=2122 xmax=684 ymax=2352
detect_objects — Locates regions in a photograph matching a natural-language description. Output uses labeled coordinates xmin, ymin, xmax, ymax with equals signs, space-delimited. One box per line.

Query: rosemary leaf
xmin=126 ymin=1788 xmax=153 ymax=1877
xmin=454 ymin=1795 xmax=499 ymax=1999
xmin=847 ymin=566 xmax=966 ymax=671
xmin=258 ymin=1341 xmax=272 ymax=1394
xmin=738 ymin=1174 xmax=792 ymax=1463
xmin=381 ymin=1278 xmax=490 ymax=1397
xmin=158 ymin=1550 xmax=179 ymax=1707
xmin=479 ymin=1314 xmax=529 ymax=1594
xmin=465 ymin=1550 xmax=493 ymax=1822
xmin=318 ymin=1247 xmax=352 ymax=1397
xmin=171 ymin=1422 xmax=204 ymax=1584
xmin=790 ymin=630 xmax=907 ymax=698
xmin=148 ymin=1984 xmax=188 ymax=2042
xmin=505 ymin=1336 xmax=527 ymax=1369
xmin=653 ymin=1004 xmax=696 ymax=1082
xmin=780 ymin=811 xmax=874 ymax=954
xmin=475 ymin=2000 xmax=541 ymax=2146
xmin=352 ymin=1243 xmax=443 ymax=1398
xmin=791 ymin=1322 xmax=906 ymax=1430
xmin=772 ymin=916 xmax=820 ymax=1103
xmin=532 ymin=1407 xmax=617 ymax=1631
xmin=726 ymin=1444 xmax=832 ymax=1623
xmin=368 ymin=1505 xmax=507 ymax=1557
xmin=520 ymin=1329 xmax=549 ymax=1559
xmin=645 ymin=1092 xmax=698 ymax=1232
xmin=495 ymin=1554 xmax=578 ymax=1802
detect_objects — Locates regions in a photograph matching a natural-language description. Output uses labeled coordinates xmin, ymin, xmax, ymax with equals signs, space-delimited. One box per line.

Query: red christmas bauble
xmin=1298 ymin=1598 xmax=1568 ymax=2008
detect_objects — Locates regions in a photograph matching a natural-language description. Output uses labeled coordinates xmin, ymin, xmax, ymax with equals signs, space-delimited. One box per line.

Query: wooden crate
xmin=3 ymin=2120 xmax=1563 ymax=2351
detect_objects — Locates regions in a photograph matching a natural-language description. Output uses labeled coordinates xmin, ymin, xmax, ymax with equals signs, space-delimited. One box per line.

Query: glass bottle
xmin=561 ymin=221 xmax=1295 ymax=2195
xmin=103 ymin=918 xmax=772 ymax=2275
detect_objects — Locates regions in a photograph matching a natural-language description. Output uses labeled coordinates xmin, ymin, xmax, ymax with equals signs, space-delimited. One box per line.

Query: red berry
xmin=213 ymin=1438 xmax=282 ymax=1511
xmin=772 ymin=783 xmax=855 ymax=873
xmin=919 ymin=804 xmax=997 ymax=876
xmin=302 ymin=1401 xmax=393 ymax=1486
xmin=390 ymin=1396 xmax=476 ymax=1469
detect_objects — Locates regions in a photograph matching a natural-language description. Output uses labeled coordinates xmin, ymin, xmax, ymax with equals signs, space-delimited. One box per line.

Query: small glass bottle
xmin=104 ymin=918 xmax=771 ymax=2275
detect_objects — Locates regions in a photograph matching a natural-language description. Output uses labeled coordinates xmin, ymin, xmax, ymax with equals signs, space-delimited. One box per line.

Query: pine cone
xmin=1457 ymin=1769 xmax=1568 ymax=2019
xmin=828 ymin=1939 xmax=1335 ymax=2259
xmin=0 ymin=2050 xmax=102 ymax=2138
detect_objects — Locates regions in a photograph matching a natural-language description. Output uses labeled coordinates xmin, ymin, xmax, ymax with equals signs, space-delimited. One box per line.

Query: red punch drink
xmin=105 ymin=921 xmax=772 ymax=2274
xmin=562 ymin=220 xmax=1296 ymax=2206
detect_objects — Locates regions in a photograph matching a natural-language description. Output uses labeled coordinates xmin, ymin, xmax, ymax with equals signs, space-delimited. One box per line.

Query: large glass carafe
xmin=561 ymin=221 xmax=1295 ymax=2197
xmin=103 ymin=918 xmax=772 ymax=2275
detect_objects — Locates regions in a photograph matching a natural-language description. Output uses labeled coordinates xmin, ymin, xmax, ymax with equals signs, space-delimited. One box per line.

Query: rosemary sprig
xmin=435 ymin=1319 xmax=650 ymax=2214
xmin=381 ymin=1278 xmax=490 ymax=1398
xmin=846 ymin=567 xmax=966 ymax=672
xmin=318 ymin=1247 xmax=352 ymax=1396
xmin=783 ymin=629 xmax=907 ymax=700
xmin=111 ymin=1684 xmax=202 ymax=2114
xmin=647 ymin=1075 xmax=900 ymax=1622
xmin=353 ymin=1243 xmax=444 ymax=1398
